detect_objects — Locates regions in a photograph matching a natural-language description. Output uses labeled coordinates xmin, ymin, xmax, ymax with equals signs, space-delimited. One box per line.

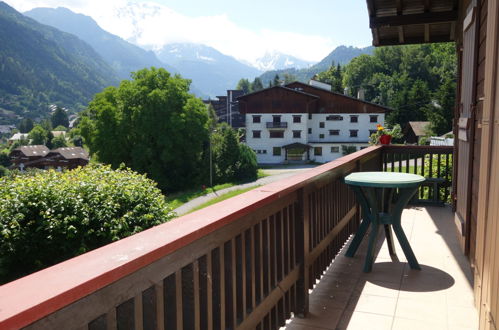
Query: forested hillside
xmin=340 ymin=43 xmax=456 ymax=134
xmin=24 ymin=7 xmax=177 ymax=80
xmin=0 ymin=2 xmax=118 ymax=123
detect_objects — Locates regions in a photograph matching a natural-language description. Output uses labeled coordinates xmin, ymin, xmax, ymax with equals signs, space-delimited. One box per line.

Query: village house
xmin=239 ymin=81 xmax=389 ymax=164
xmin=7 ymin=132 xmax=29 ymax=145
xmin=404 ymin=121 xmax=431 ymax=144
xmin=9 ymin=145 xmax=49 ymax=170
xmin=9 ymin=146 xmax=89 ymax=171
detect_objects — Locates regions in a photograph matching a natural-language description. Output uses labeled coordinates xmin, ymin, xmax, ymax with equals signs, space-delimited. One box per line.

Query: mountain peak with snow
xmin=251 ymin=50 xmax=314 ymax=71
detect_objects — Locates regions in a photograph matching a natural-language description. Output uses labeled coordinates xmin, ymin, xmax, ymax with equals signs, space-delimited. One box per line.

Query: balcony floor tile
xmin=285 ymin=206 xmax=478 ymax=330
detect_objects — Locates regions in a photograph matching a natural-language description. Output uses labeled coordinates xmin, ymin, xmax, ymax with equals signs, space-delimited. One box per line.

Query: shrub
xmin=0 ymin=165 xmax=174 ymax=283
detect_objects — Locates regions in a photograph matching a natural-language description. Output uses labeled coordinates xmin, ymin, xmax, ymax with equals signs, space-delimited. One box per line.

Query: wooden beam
xmin=366 ymin=0 xmax=376 ymax=16
xmin=424 ymin=24 xmax=430 ymax=42
xmin=398 ymin=26 xmax=405 ymax=43
xmin=375 ymin=34 xmax=453 ymax=46
xmin=424 ymin=0 xmax=431 ymax=12
xmin=396 ymin=0 xmax=403 ymax=15
xmin=373 ymin=28 xmax=380 ymax=46
xmin=370 ymin=10 xmax=458 ymax=28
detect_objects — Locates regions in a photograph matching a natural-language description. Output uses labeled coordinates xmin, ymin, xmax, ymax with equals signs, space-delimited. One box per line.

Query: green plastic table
xmin=344 ymin=171 xmax=426 ymax=272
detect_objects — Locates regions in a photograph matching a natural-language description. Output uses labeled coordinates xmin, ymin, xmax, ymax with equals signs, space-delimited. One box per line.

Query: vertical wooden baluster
xmin=193 ymin=261 xmax=200 ymax=330
xmin=259 ymin=220 xmax=267 ymax=302
xmin=231 ymin=238 xmax=237 ymax=330
xmin=241 ymin=232 xmax=247 ymax=323
xmin=220 ymin=245 xmax=226 ymax=330
xmin=250 ymin=226 xmax=256 ymax=314
xmin=296 ymin=188 xmax=309 ymax=317
xmin=398 ymin=152 xmax=402 ymax=172
xmin=406 ymin=153 xmax=410 ymax=173
xmin=134 ymin=293 xmax=143 ymax=330
xmin=207 ymin=253 xmax=213 ymax=330
xmin=391 ymin=152 xmax=395 ymax=172
xmin=279 ymin=211 xmax=285 ymax=282
xmin=155 ymin=283 xmax=165 ymax=330
xmin=106 ymin=308 xmax=116 ymax=330
xmin=175 ymin=270 xmax=183 ymax=330
xmin=270 ymin=215 xmax=277 ymax=290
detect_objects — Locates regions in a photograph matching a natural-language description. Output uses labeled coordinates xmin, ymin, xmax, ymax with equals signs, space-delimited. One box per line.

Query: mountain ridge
xmin=0 ymin=2 xmax=118 ymax=123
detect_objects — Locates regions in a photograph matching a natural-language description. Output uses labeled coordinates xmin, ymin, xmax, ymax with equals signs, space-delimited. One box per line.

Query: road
xmin=173 ymin=164 xmax=318 ymax=215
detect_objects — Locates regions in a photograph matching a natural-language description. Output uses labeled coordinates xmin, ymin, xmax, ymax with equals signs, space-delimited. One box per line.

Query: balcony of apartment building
xmin=266 ymin=115 xmax=288 ymax=129
xmin=0 ymin=145 xmax=478 ymax=330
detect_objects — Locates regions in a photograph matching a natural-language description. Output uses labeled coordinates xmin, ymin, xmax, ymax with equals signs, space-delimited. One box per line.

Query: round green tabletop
xmin=344 ymin=171 xmax=425 ymax=188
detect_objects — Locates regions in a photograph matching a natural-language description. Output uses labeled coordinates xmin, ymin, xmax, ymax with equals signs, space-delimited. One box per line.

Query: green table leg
xmin=389 ymin=187 xmax=421 ymax=270
xmin=384 ymin=225 xmax=396 ymax=256
xmin=345 ymin=186 xmax=372 ymax=257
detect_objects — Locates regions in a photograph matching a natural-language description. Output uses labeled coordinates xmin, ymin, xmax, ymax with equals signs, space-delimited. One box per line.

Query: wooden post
xmin=295 ymin=188 xmax=310 ymax=318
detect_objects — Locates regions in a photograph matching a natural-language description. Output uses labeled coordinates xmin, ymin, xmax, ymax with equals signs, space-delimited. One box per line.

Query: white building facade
xmin=239 ymin=82 xmax=388 ymax=164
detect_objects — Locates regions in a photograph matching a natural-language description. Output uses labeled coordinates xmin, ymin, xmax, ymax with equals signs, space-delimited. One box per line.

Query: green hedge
xmin=0 ymin=165 xmax=174 ymax=283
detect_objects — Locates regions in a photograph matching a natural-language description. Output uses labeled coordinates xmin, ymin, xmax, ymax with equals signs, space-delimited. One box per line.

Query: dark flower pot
xmin=379 ymin=134 xmax=392 ymax=145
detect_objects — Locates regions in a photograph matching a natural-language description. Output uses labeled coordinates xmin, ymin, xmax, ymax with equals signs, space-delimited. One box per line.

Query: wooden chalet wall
xmin=469 ymin=0 xmax=487 ymax=266
xmin=475 ymin=0 xmax=499 ymax=328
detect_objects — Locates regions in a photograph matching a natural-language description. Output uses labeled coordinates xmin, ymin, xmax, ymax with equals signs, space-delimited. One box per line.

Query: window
xmin=272 ymin=115 xmax=281 ymax=123
xmin=293 ymin=130 xmax=301 ymax=138
xmin=369 ymin=130 xmax=377 ymax=136
xmin=252 ymin=130 xmax=261 ymax=138
xmin=293 ymin=115 xmax=301 ymax=123
xmin=350 ymin=130 xmax=358 ymax=137
xmin=308 ymin=128 xmax=312 ymax=134
xmin=319 ymin=122 xmax=325 ymax=128
xmin=326 ymin=115 xmax=343 ymax=121
xmin=370 ymin=115 xmax=378 ymax=123
xmin=262 ymin=150 xmax=267 ymax=154
xmin=273 ymin=147 xmax=281 ymax=156
xmin=314 ymin=147 xmax=322 ymax=156
xmin=252 ymin=115 xmax=261 ymax=123
xmin=308 ymin=113 xmax=312 ymax=120
xmin=350 ymin=115 xmax=358 ymax=123
xmin=319 ymin=134 xmax=325 ymax=139
xmin=270 ymin=131 xmax=284 ymax=138
xmin=331 ymin=146 xmax=340 ymax=153
xmin=329 ymin=130 xmax=340 ymax=136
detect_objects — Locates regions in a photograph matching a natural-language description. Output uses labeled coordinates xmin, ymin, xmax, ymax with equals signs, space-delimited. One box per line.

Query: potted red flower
xmin=369 ymin=124 xmax=402 ymax=145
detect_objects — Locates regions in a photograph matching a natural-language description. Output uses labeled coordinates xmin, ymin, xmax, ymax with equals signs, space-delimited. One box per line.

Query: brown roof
xmin=47 ymin=147 xmax=89 ymax=160
xmin=365 ymin=0 xmax=458 ymax=46
xmin=286 ymin=82 xmax=391 ymax=113
xmin=12 ymin=145 xmax=49 ymax=157
xmin=407 ymin=121 xmax=431 ymax=136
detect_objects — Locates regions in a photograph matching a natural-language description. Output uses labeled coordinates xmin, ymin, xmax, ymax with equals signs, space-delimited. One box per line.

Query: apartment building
xmin=238 ymin=81 xmax=389 ymax=164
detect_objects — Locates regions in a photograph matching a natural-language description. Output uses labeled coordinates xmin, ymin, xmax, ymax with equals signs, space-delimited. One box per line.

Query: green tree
xmin=315 ymin=63 xmax=344 ymax=93
xmin=80 ymin=67 xmax=210 ymax=192
xmin=251 ymin=77 xmax=264 ymax=92
xmin=273 ymin=74 xmax=281 ymax=87
xmin=236 ymin=78 xmax=251 ymax=94
xmin=28 ymin=125 xmax=48 ymax=145
xmin=51 ymin=106 xmax=69 ymax=128
xmin=18 ymin=118 xmax=34 ymax=133
xmin=283 ymin=73 xmax=296 ymax=84
xmin=53 ymin=125 xmax=67 ymax=131
xmin=51 ymin=135 xmax=68 ymax=148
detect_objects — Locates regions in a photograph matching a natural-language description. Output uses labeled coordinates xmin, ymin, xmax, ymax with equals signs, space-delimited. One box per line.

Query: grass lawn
xmin=187 ymin=185 xmax=260 ymax=213
xmin=166 ymin=170 xmax=267 ymax=210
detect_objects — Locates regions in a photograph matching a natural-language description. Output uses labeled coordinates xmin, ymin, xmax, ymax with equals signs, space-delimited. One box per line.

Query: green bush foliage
xmin=0 ymin=165 xmax=174 ymax=283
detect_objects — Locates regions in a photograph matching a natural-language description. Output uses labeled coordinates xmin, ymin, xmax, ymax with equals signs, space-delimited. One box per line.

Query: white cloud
xmin=6 ymin=0 xmax=336 ymax=63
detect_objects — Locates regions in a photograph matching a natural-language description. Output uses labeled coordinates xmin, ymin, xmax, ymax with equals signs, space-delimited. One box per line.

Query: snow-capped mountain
xmin=251 ymin=51 xmax=314 ymax=71
xmin=156 ymin=43 xmax=261 ymax=97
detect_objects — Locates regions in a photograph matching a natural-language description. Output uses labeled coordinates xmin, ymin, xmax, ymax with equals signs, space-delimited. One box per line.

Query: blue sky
xmin=8 ymin=0 xmax=372 ymax=63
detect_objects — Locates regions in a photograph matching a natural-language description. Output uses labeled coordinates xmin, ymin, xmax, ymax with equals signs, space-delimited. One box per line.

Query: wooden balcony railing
xmin=0 ymin=145 xmax=452 ymax=330
xmin=381 ymin=145 xmax=453 ymax=204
